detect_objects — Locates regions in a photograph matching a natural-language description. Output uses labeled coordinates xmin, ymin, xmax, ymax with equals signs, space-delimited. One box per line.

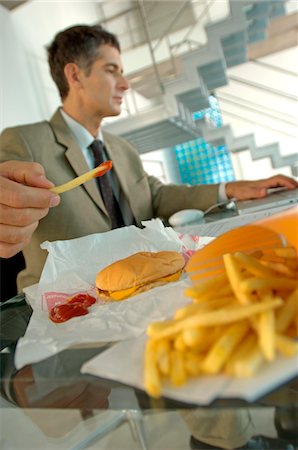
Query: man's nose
xmin=119 ymin=74 xmax=130 ymax=91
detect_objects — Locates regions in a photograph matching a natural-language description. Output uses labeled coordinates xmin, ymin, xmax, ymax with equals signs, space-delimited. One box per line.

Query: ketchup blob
xmin=49 ymin=293 xmax=96 ymax=323
xmin=50 ymin=303 xmax=88 ymax=323
xmin=67 ymin=293 xmax=96 ymax=308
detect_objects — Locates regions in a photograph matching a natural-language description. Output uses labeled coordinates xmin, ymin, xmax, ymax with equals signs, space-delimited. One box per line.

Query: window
xmin=175 ymin=95 xmax=235 ymax=185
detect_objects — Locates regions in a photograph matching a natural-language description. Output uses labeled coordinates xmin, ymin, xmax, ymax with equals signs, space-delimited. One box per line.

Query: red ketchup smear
xmin=93 ymin=160 xmax=113 ymax=178
xmin=49 ymin=293 xmax=96 ymax=323
xmin=67 ymin=293 xmax=96 ymax=308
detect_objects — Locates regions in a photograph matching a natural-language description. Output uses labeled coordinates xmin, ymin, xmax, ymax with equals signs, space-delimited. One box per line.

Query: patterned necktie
xmin=89 ymin=140 xmax=124 ymax=229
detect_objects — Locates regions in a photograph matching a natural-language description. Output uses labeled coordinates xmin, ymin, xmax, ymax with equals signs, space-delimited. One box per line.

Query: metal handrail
xmin=137 ymin=0 xmax=165 ymax=94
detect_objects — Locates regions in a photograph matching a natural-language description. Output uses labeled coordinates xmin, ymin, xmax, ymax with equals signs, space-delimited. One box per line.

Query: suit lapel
xmin=49 ymin=110 xmax=107 ymax=214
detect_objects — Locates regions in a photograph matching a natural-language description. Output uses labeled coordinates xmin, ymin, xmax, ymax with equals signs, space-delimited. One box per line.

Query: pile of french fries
xmin=144 ymin=246 xmax=298 ymax=398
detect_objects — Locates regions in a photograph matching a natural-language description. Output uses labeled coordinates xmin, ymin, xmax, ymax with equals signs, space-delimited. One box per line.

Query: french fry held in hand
xmin=50 ymin=161 xmax=112 ymax=194
xmin=144 ymin=246 xmax=298 ymax=398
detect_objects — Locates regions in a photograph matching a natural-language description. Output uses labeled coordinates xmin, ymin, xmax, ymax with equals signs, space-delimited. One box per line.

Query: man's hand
xmin=225 ymin=175 xmax=298 ymax=200
xmin=0 ymin=161 xmax=60 ymax=258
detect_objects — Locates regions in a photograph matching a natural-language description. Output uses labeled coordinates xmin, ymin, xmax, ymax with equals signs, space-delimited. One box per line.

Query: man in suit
xmin=0 ymin=23 xmax=297 ymax=291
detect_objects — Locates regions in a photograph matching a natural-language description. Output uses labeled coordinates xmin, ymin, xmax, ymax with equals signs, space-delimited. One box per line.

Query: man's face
xmin=77 ymin=44 xmax=129 ymax=119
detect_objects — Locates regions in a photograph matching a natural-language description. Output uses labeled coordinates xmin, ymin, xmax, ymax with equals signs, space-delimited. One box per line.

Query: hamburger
xmin=96 ymin=251 xmax=185 ymax=301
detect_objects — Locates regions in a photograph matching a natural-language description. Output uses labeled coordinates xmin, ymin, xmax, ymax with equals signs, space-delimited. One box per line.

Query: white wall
xmin=0 ymin=1 xmax=104 ymax=131
xmin=0 ymin=5 xmax=43 ymax=129
xmin=141 ymin=147 xmax=182 ymax=184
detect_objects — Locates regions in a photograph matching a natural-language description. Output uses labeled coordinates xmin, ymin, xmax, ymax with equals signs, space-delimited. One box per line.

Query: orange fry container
xmin=186 ymin=206 xmax=298 ymax=284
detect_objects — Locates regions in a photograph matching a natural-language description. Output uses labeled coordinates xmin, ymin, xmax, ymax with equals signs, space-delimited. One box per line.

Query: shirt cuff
xmin=218 ymin=183 xmax=228 ymax=202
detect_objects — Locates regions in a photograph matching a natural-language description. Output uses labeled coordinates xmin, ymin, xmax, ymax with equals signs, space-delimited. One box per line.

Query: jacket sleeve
xmin=148 ymin=175 xmax=220 ymax=220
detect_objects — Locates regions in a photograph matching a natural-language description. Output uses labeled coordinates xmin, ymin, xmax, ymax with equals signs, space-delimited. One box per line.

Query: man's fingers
xmin=0 ymin=242 xmax=28 ymax=259
xmin=0 ymin=161 xmax=54 ymax=188
xmin=0 ymin=204 xmax=50 ymax=227
xmin=0 ymin=222 xmax=38 ymax=244
xmin=226 ymin=175 xmax=298 ymax=200
xmin=0 ymin=176 xmax=60 ymax=209
xmin=250 ymin=176 xmax=298 ymax=198
xmin=260 ymin=175 xmax=298 ymax=190
xmin=0 ymin=222 xmax=38 ymax=258
xmin=0 ymin=163 xmax=60 ymax=258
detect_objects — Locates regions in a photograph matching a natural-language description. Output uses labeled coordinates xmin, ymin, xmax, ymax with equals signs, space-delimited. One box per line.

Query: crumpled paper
xmin=16 ymin=219 xmax=213 ymax=369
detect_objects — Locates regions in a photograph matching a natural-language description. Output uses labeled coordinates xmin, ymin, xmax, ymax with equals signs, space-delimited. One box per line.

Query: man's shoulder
xmin=2 ymin=120 xmax=51 ymax=137
xmin=1 ymin=120 xmax=61 ymax=151
xmin=102 ymin=129 xmax=124 ymax=142
xmin=1 ymin=109 xmax=62 ymax=138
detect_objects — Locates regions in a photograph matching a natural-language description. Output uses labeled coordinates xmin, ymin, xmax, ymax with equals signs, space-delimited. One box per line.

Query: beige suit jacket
xmin=0 ymin=109 xmax=218 ymax=290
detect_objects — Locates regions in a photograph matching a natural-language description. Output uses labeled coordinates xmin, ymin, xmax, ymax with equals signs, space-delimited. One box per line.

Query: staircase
xmin=197 ymin=122 xmax=298 ymax=175
xmin=104 ymin=0 xmax=297 ymax=176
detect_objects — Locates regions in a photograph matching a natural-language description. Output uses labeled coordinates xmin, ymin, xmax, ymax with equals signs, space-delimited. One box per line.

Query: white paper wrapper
xmin=16 ymin=219 xmax=213 ymax=369
xmin=81 ymin=335 xmax=298 ymax=405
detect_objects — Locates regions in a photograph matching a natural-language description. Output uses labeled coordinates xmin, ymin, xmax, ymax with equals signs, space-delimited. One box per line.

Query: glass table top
xmin=1 ymin=292 xmax=297 ymax=449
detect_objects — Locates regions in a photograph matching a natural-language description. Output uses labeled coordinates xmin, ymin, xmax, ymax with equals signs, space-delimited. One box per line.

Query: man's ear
xmin=64 ymin=63 xmax=81 ymax=89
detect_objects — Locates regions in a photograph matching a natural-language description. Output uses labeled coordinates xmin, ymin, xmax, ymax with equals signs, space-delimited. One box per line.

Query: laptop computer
xmin=236 ymin=187 xmax=298 ymax=215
